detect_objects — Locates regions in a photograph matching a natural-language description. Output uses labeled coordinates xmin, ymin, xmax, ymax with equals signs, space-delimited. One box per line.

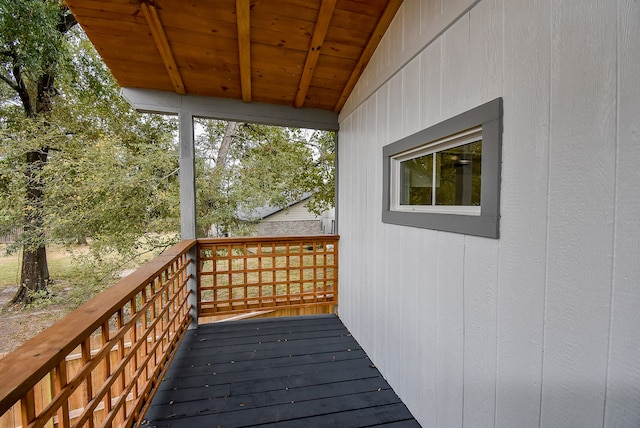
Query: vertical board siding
xmin=384 ymin=72 xmax=405 ymax=388
xmin=337 ymin=0 xmax=639 ymax=427
xmin=398 ymin=225 xmax=421 ymax=402
xmin=388 ymin=2 xmax=405 ymax=67
xmin=337 ymin=114 xmax=354 ymax=330
xmin=440 ymin=15 xmax=471 ymax=119
xmin=436 ymin=234 xmax=466 ymax=428
xmin=462 ymin=4 xmax=502 ymax=426
xmin=402 ymin=56 xmax=422 ymax=135
xmin=402 ymin=0 xmax=421 ymax=50
xmin=398 ymin=58 xmax=422 ymax=404
xmin=468 ymin=0 xmax=503 ymax=107
xmin=463 ymin=236 xmax=499 ymax=428
xmin=604 ymin=2 xmax=640 ymax=427
xmin=359 ymin=96 xmax=377 ymax=354
xmin=496 ymin=0 xmax=551 ymax=427
xmin=416 ymin=230 xmax=439 ymax=426
xmin=420 ymin=38 xmax=443 ymax=128
xmin=541 ymin=1 xmax=618 ymax=426
xmin=373 ymin=87 xmax=390 ymax=373
xmin=350 ymin=107 xmax=363 ymax=338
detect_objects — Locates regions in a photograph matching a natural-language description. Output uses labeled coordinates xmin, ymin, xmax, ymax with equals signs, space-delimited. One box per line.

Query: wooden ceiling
xmin=65 ymin=0 xmax=403 ymax=113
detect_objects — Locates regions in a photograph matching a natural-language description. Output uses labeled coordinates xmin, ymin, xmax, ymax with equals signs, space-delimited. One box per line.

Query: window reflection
xmin=435 ymin=140 xmax=481 ymax=206
xmin=399 ymin=139 xmax=481 ymax=207
xmin=400 ymin=154 xmax=433 ymax=205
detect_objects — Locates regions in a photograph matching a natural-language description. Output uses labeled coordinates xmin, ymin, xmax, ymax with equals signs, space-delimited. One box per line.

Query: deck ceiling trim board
xmin=121 ymin=88 xmax=339 ymax=131
xmin=139 ymin=0 xmax=186 ymax=95
xmin=65 ymin=0 xmax=403 ymax=119
xmin=294 ymin=0 xmax=338 ymax=108
xmin=236 ymin=0 xmax=252 ymax=102
xmin=333 ymin=0 xmax=404 ymax=112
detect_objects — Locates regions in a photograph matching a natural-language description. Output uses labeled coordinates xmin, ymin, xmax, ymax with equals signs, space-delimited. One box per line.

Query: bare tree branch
xmin=12 ymin=65 xmax=34 ymax=117
xmin=0 ymin=73 xmax=18 ymax=92
xmin=57 ymin=6 xmax=78 ymax=34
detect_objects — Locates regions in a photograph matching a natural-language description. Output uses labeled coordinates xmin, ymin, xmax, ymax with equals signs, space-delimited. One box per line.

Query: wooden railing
xmin=197 ymin=235 xmax=339 ymax=318
xmin=0 ymin=235 xmax=339 ymax=427
xmin=0 ymin=240 xmax=195 ymax=428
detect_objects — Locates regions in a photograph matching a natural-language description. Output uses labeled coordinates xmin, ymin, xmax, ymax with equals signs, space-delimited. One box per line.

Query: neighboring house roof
xmin=238 ymin=192 xmax=315 ymax=221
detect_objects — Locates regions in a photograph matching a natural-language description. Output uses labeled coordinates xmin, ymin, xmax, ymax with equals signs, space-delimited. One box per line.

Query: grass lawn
xmin=0 ymin=242 xmax=165 ymax=355
xmin=0 ymin=244 xmax=86 ymax=291
xmin=0 ymin=245 xmax=92 ymax=355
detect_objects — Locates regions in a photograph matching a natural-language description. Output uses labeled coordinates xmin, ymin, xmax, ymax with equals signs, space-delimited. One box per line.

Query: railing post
xmin=178 ymin=111 xmax=199 ymax=329
xmin=178 ymin=111 xmax=197 ymax=240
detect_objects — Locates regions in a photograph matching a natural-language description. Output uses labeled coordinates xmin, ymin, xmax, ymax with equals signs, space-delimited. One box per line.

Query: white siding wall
xmin=262 ymin=200 xmax=320 ymax=222
xmin=337 ymin=1 xmax=640 ymax=427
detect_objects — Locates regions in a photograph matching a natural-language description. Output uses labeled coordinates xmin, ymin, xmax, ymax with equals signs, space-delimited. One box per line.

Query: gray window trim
xmin=382 ymin=98 xmax=502 ymax=238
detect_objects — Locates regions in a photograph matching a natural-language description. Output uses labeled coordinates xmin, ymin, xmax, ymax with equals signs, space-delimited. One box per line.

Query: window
xmin=382 ymin=98 xmax=502 ymax=238
xmin=392 ymin=127 xmax=482 ymax=215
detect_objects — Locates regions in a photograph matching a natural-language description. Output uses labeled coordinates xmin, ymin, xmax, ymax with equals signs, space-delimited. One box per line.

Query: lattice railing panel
xmin=197 ymin=236 xmax=339 ymax=316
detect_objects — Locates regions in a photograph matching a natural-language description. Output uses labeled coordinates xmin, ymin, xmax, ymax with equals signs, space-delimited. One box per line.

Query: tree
xmin=194 ymin=119 xmax=335 ymax=237
xmin=0 ymin=4 xmax=181 ymax=302
xmin=194 ymin=119 xmax=242 ymax=237
xmin=0 ymin=0 xmax=77 ymax=302
xmin=294 ymin=129 xmax=335 ymax=216
xmin=45 ymin=31 xmax=180 ymax=257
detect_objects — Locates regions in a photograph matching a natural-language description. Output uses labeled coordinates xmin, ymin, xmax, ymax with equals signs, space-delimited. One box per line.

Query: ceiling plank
xmin=140 ymin=0 xmax=186 ymax=94
xmin=294 ymin=0 xmax=337 ymax=108
xmin=332 ymin=0 xmax=403 ymax=112
xmin=236 ymin=0 xmax=252 ymax=102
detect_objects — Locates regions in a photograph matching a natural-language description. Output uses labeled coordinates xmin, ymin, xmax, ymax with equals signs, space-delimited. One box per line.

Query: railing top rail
xmin=197 ymin=235 xmax=340 ymax=245
xmin=0 ymin=239 xmax=197 ymax=415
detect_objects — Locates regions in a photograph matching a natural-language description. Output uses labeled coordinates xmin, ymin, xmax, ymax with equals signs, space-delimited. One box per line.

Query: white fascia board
xmin=121 ymin=88 xmax=339 ymax=131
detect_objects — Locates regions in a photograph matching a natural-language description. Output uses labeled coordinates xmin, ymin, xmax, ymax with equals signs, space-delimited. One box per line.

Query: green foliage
xmin=236 ymin=126 xmax=316 ymax=208
xmin=194 ymin=121 xmax=335 ymax=237
xmin=302 ymin=130 xmax=336 ymax=215
xmin=0 ymin=0 xmax=66 ymax=85
xmin=0 ymin=26 xmax=180 ymax=286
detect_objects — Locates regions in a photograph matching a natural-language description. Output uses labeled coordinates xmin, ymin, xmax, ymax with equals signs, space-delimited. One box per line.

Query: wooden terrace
xmin=0 ymin=236 xmax=419 ymax=427
xmin=143 ymin=315 xmax=419 ymax=427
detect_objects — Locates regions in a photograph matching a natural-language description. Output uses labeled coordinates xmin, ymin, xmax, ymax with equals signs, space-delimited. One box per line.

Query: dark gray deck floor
xmin=142 ymin=314 xmax=420 ymax=427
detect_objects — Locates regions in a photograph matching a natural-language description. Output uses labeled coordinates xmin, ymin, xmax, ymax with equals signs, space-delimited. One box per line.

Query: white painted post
xmin=179 ymin=111 xmax=198 ymax=328
xmin=179 ymin=111 xmax=196 ymax=239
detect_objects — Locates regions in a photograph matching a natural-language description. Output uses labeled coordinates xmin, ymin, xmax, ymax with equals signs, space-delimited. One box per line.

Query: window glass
xmin=400 ymin=154 xmax=433 ymax=205
xmin=435 ymin=140 xmax=482 ymax=206
xmin=395 ymin=132 xmax=482 ymax=211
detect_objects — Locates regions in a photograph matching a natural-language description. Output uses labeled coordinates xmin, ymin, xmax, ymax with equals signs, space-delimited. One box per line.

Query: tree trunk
xmin=208 ymin=121 xmax=239 ymax=236
xmin=214 ymin=121 xmax=238 ymax=175
xmin=14 ymin=247 xmax=49 ymax=303
xmin=5 ymin=5 xmax=76 ymax=304
xmin=13 ymin=150 xmax=50 ymax=304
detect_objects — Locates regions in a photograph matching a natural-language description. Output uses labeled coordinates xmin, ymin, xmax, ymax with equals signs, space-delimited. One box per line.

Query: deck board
xmin=142 ymin=315 xmax=420 ymax=427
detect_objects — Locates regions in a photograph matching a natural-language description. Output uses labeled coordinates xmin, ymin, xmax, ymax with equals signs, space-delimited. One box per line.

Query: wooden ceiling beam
xmin=140 ymin=0 xmax=186 ymax=94
xmin=333 ymin=0 xmax=403 ymax=112
xmin=236 ymin=0 xmax=252 ymax=102
xmin=294 ymin=0 xmax=337 ymax=108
